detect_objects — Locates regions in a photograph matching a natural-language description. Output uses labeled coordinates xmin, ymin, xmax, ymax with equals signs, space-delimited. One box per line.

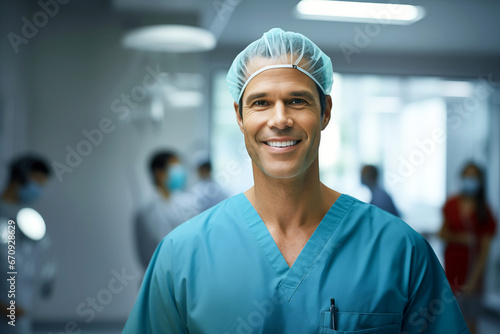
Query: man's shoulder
xmin=344 ymin=195 xmax=425 ymax=246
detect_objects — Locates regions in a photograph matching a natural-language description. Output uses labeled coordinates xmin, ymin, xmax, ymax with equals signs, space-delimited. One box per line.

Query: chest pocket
xmin=320 ymin=311 xmax=402 ymax=334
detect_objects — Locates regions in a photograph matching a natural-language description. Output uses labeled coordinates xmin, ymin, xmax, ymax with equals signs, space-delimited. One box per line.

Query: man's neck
xmin=245 ymin=161 xmax=340 ymax=233
xmin=156 ymin=184 xmax=171 ymax=199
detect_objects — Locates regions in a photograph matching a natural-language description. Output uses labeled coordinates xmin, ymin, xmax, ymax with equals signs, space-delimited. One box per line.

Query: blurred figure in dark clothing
xmin=439 ymin=161 xmax=497 ymax=334
xmin=361 ymin=165 xmax=399 ymax=217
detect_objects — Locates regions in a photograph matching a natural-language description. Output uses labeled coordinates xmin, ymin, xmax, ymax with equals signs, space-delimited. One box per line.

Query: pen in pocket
xmin=330 ymin=298 xmax=336 ymax=330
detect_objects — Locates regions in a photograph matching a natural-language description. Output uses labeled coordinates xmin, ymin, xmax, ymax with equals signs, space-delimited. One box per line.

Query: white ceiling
xmin=113 ymin=0 xmax=500 ymax=56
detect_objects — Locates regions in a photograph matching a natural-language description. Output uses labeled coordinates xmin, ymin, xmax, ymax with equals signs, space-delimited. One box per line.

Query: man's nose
xmin=267 ymin=101 xmax=293 ymax=129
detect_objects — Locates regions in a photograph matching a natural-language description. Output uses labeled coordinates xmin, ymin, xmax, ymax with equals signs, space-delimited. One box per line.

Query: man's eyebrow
xmin=244 ymin=91 xmax=317 ymax=105
xmin=244 ymin=92 xmax=268 ymax=105
xmin=289 ymin=91 xmax=316 ymax=101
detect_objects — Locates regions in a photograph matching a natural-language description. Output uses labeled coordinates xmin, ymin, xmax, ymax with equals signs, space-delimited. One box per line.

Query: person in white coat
xmin=134 ymin=151 xmax=199 ymax=270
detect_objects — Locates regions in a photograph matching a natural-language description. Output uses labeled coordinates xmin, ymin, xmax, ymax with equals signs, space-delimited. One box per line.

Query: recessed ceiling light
xmin=295 ymin=0 xmax=425 ymax=25
xmin=123 ymin=25 xmax=217 ymax=53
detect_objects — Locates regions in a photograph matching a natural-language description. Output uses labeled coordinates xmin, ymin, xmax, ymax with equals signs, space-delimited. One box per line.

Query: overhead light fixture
xmin=123 ymin=25 xmax=216 ymax=53
xmin=295 ymin=0 xmax=425 ymax=25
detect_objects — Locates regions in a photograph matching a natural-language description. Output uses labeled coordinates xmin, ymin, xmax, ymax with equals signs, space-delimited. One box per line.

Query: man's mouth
xmin=264 ymin=140 xmax=300 ymax=148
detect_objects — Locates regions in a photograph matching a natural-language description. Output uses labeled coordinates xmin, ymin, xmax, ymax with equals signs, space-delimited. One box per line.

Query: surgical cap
xmin=226 ymin=27 xmax=333 ymax=103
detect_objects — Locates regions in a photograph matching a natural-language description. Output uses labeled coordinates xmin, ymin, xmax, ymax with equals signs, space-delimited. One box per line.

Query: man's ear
xmin=321 ymin=95 xmax=332 ymax=130
xmin=234 ymin=102 xmax=244 ymax=133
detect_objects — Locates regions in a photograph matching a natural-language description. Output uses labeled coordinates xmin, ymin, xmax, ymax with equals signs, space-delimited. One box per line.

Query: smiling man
xmin=123 ymin=28 xmax=468 ymax=334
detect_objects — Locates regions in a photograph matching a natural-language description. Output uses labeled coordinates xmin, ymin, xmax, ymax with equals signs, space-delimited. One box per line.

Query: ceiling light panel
xmin=295 ymin=0 xmax=426 ymax=25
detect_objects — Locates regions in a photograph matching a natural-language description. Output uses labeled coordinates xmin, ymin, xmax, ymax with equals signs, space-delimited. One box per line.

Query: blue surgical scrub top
xmin=123 ymin=194 xmax=468 ymax=334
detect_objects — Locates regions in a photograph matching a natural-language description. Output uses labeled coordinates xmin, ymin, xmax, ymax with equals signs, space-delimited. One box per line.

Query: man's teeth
xmin=266 ymin=140 xmax=298 ymax=147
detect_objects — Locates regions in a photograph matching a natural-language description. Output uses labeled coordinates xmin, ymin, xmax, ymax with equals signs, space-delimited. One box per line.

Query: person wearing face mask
xmin=0 ymin=154 xmax=54 ymax=334
xmin=0 ymin=155 xmax=50 ymax=209
xmin=439 ymin=161 xmax=497 ymax=334
xmin=134 ymin=150 xmax=199 ymax=271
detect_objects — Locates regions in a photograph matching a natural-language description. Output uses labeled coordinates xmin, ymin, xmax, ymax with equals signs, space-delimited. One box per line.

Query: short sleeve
xmin=401 ymin=236 xmax=469 ymax=334
xmin=123 ymin=238 xmax=188 ymax=334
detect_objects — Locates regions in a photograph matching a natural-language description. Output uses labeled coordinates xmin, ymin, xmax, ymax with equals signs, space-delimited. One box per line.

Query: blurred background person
xmin=0 ymin=154 xmax=55 ymax=334
xmin=0 ymin=155 xmax=50 ymax=215
xmin=439 ymin=161 xmax=497 ymax=334
xmin=134 ymin=150 xmax=200 ymax=271
xmin=361 ymin=164 xmax=399 ymax=217
xmin=191 ymin=159 xmax=228 ymax=213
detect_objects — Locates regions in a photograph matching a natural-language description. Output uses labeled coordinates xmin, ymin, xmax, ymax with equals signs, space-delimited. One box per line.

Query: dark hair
xmin=9 ymin=155 xmax=51 ymax=185
xmin=198 ymin=161 xmax=212 ymax=172
xmin=149 ymin=151 xmax=176 ymax=177
xmin=238 ymin=83 xmax=326 ymax=120
xmin=461 ymin=161 xmax=488 ymax=224
xmin=362 ymin=165 xmax=379 ymax=183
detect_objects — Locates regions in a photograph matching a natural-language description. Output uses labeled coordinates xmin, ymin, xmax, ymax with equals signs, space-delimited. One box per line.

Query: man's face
xmin=234 ymin=68 xmax=331 ymax=179
xmin=154 ymin=156 xmax=180 ymax=185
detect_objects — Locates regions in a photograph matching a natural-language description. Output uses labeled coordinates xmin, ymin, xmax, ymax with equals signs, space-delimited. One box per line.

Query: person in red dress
xmin=439 ymin=161 xmax=497 ymax=334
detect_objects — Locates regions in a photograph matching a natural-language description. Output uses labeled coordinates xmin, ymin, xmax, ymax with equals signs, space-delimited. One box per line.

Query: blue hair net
xmin=226 ymin=27 xmax=333 ymax=103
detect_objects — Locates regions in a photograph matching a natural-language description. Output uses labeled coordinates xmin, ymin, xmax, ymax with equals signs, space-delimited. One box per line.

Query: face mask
xmin=462 ymin=177 xmax=480 ymax=196
xmin=18 ymin=181 xmax=43 ymax=204
xmin=166 ymin=164 xmax=187 ymax=191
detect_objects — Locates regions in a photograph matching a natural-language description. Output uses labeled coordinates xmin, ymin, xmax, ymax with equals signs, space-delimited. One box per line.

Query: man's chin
xmin=260 ymin=166 xmax=302 ymax=180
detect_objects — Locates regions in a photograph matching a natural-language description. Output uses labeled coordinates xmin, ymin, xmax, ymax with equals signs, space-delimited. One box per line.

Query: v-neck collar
xmin=237 ymin=193 xmax=354 ymax=302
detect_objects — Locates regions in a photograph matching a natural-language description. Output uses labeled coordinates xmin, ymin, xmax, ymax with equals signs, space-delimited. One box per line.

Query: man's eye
xmin=253 ymin=100 xmax=268 ymax=107
xmin=290 ymin=98 xmax=306 ymax=105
